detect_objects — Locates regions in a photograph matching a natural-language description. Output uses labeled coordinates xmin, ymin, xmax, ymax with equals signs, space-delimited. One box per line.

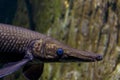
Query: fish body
xmin=0 ymin=23 xmax=103 ymax=80
xmin=0 ymin=24 xmax=46 ymax=63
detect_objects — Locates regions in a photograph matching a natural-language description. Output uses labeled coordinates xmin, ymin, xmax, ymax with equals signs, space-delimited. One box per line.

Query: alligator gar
xmin=0 ymin=23 xmax=102 ymax=80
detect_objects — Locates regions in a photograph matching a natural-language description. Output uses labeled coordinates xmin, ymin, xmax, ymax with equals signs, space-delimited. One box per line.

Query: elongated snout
xmin=33 ymin=38 xmax=103 ymax=62
xmin=58 ymin=48 xmax=103 ymax=62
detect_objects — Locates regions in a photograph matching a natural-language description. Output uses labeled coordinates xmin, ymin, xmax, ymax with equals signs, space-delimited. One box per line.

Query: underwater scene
xmin=0 ymin=0 xmax=120 ymax=80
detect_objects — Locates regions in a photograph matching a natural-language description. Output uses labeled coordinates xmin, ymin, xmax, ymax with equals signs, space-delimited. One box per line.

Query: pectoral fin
xmin=0 ymin=59 xmax=30 ymax=78
xmin=23 ymin=63 xmax=44 ymax=80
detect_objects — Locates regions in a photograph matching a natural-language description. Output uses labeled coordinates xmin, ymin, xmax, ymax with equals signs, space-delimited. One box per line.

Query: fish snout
xmin=95 ymin=55 xmax=103 ymax=61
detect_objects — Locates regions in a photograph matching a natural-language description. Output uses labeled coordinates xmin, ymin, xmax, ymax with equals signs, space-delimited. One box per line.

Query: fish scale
xmin=0 ymin=23 xmax=103 ymax=63
xmin=0 ymin=24 xmax=46 ymax=63
xmin=0 ymin=23 xmax=103 ymax=80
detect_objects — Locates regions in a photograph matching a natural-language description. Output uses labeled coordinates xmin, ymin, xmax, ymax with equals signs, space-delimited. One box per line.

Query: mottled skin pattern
xmin=0 ymin=23 xmax=103 ymax=80
xmin=0 ymin=23 xmax=102 ymax=63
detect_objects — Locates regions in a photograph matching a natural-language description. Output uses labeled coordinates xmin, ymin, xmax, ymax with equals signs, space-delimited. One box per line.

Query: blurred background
xmin=0 ymin=0 xmax=120 ymax=80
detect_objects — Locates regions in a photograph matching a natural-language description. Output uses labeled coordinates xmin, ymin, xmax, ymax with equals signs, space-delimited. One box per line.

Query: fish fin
xmin=23 ymin=63 xmax=44 ymax=80
xmin=0 ymin=59 xmax=30 ymax=78
xmin=0 ymin=48 xmax=33 ymax=78
xmin=0 ymin=50 xmax=33 ymax=78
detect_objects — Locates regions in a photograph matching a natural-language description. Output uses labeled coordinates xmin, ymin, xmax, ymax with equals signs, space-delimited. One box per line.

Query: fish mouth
xmin=59 ymin=54 xmax=103 ymax=62
xmin=58 ymin=50 xmax=103 ymax=62
xmin=35 ymin=47 xmax=103 ymax=62
xmin=35 ymin=54 xmax=103 ymax=62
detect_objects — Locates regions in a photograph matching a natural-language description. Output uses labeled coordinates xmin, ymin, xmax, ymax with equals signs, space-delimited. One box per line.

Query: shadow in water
xmin=0 ymin=0 xmax=36 ymax=30
xmin=25 ymin=0 xmax=36 ymax=30
xmin=0 ymin=0 xmax=17 ymax=24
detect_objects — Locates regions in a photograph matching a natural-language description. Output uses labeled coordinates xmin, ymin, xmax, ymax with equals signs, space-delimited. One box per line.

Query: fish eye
xmin=56 ymin=48 xmax=64 ymax=56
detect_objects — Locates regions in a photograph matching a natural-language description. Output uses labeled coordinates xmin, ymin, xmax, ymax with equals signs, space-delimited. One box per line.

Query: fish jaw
xmin=31 ymin=38 xmax=103 ymax=62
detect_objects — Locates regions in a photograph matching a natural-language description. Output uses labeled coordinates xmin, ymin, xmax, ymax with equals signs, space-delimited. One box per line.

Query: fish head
xmin=32 ymin=37 xmax=103 ymax=62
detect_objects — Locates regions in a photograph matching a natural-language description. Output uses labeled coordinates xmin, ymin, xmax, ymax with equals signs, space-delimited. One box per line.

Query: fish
xmin=0 ymin=23 xmax=103 ymax=80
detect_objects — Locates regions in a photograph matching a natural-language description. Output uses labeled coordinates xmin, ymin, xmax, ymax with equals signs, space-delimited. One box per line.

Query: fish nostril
xmin=96 ymin=55 xmax=103 ymax=61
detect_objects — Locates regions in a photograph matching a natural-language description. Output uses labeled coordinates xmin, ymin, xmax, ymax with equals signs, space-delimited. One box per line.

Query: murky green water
xmin=0 ymin=0 xmax=120 ymax=80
